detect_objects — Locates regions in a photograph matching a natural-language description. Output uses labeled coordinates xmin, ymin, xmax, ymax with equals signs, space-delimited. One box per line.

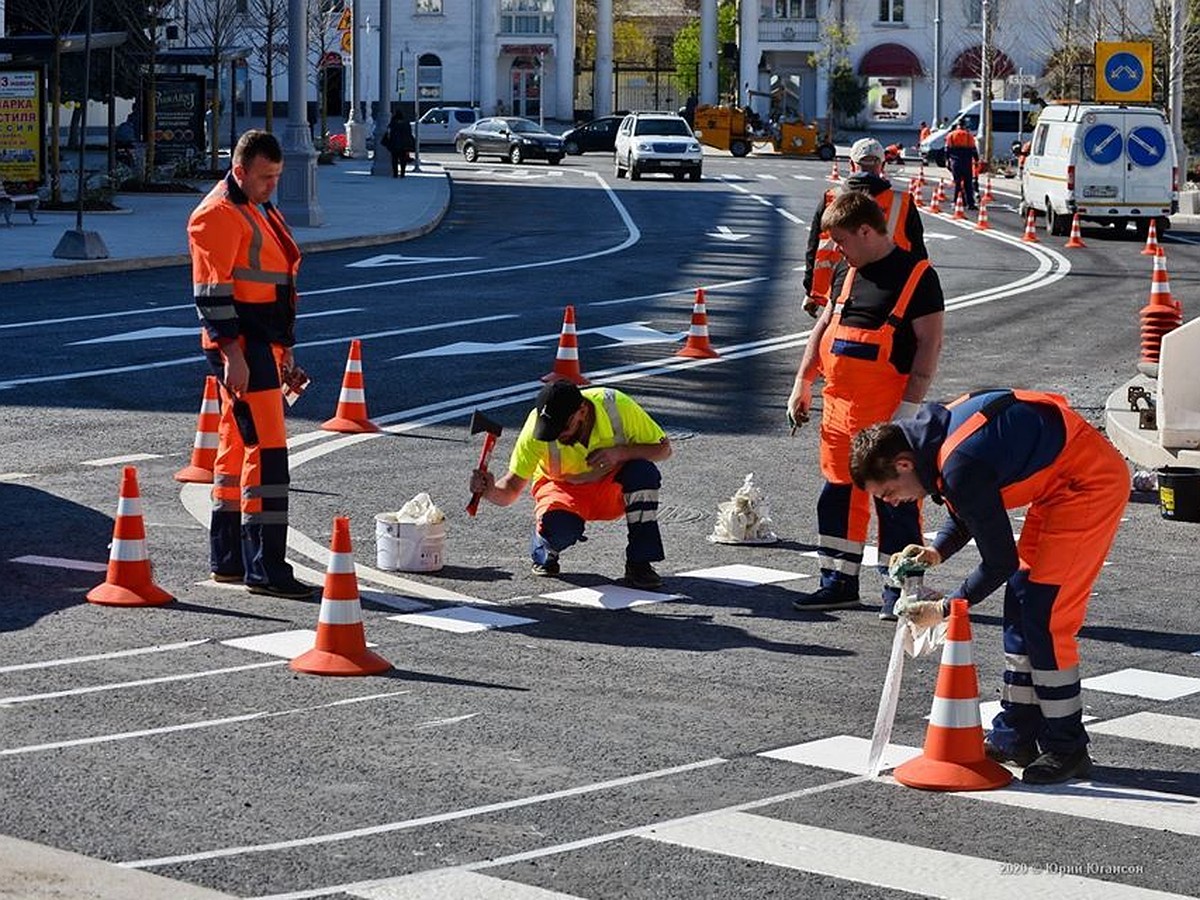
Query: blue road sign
xmin=1083 ymin=124 xmax=1123 ymax=165
xmin=1104 ymin=51 xmax=1145 ymax=94
xmin=1127 ymin=127 xmax=1167 ymax=167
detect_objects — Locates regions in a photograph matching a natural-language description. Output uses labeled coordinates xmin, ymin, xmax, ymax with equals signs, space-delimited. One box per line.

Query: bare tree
xmin=247 ymin=0 xmax=288 ymax=131
xmin=307 ymin=0 xmax=341 ymax=147
xmin=189 ymin=0 xmax=243 ymax=171
xmin=107 ymin=0 xmax=173 ymax=179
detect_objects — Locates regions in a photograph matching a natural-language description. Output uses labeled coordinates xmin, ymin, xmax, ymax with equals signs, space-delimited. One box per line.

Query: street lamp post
xmin=277 ymin=0 xmax=323 ymax=224
xmin=345 ymin=0 xmax=367 ymax=157
xmin=370 ymin=0 xmax=392 ymax=176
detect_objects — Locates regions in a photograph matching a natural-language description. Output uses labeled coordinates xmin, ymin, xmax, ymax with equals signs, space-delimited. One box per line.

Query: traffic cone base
xmin=323 ymin=339 xmax=380 ymax=433
xmin=87 ymin=467 xmax=173 ymax=608
xmin=175 ymin=375 xmax=220 ymax=483
xmin=893 ymin=598 xmax=1012 ymax=792
xmin=677 ymin=288 xmax=720 ymax=359
xmin=291 ymin=644 xmax=392 ymax=677
xmin=87 ymin=581 xmax=174 ymax=608
xmin=543 ymin=305 xmax=591 ymax=385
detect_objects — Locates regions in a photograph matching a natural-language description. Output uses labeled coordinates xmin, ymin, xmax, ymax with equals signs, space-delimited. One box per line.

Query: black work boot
xmin=1021 ymin=748 xmax=1093 ymax=785
xmin=983 ymin=734 xmax=1039 ymax=768
xmin=792 ymin=582 xmax=860 ymax=612
xmin=623 ymin=561 xmax=663 ymax=590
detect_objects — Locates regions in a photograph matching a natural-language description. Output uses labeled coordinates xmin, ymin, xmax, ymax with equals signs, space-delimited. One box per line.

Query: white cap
xmin=850 ymin=137 xmax=885 ymax=162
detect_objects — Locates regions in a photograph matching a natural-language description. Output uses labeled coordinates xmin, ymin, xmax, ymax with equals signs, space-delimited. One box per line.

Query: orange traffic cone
xmin=1140 ymin=218 xmax=1160 ymax=256
xmin=928 ymin=180 xmax=943 ymax=215
xmin=1020 ymin=208 xmax=1039 ymax=243
xmin=982 ymin=174 xmax=994 ymax=203
xmin=676 ymin=289 xmax=720 ymax=359
xmin=1138 ymin=248 xmax=1184 ymax=376
xmin=951 ymin=193 xmax=966 ymax=220
xmin=828 ymin=159 xmax=841 ymax=182
xmin=974 ymin=201 xmax=991 ymax=231
xmin=542 ymin=305 xmax=590 ymax=385
xmin=322 ymin=339 xmax=380 ymax=433
xmin=291 ymin=516 xmax=391 ymax=676
xmin=893 ymin=599 xmax=1012 ymax=791
xmin=1063 ymin=213 xmax=1086 ymax=248
xmin=87 ymin=467 xmax=173 ymax=607
xmin=910 ymin=175 xmax=924 ymax=209
xmin=174 ymin=376 xmax=220 ymax=483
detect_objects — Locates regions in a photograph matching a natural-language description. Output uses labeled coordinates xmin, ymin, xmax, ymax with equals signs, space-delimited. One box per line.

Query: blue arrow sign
xmin=1105 ymin=51 xmax=1145 ymax=93
xmin=1127 ymin=126 xmax=1167 ymax=167
xmin=1083 ymin=124 xmax=1123 ymax=165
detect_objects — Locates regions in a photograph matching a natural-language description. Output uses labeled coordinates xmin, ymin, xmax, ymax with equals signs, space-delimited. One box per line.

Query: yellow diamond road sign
xmin=336 ymin=7 xmax=352 ymax=31
xmin=1095 ymin=41 xmax=1152 ymax=102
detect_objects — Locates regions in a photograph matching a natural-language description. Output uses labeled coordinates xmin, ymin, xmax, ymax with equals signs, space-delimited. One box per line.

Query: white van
xmin=1020 ymin=104 xmax=1176 ymax=238
xmin=920 ymin=100 xmax=1039 ymax=166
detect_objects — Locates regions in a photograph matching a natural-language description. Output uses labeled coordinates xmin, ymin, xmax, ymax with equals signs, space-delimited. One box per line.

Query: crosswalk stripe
xmin=1086 ymin=711 xmax=1200 ymax=750
xmin=350 ymin=870 xmax=584 ymax=899
xmin=644 ymin=811 xmax=1188 ymax=899
xmin=1082 ymin=668 xmax=1200 ymax=701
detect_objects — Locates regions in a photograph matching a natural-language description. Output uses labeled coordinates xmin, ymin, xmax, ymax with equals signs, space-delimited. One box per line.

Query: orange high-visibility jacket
xmin=188 ymin=173 xmax=302 ymax=351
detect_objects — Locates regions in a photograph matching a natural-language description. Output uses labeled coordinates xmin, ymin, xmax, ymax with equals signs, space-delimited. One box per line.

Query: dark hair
xmin=821 ymin=189 xmax=887 ymax=235
xmin=233 ymin=129 xmax=283 ymax=167
xmin=849 ymin=423 xmax=913 ymax=488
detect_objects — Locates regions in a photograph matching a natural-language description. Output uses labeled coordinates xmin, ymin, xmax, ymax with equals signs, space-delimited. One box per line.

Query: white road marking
xmin=68 ymin=309 xmax=365 ymax=345
xmin=349 ymin=870 xmax=583 ymax=899
xmin=0 ymin=660 xmax=285 ymax=706
xmin=0 ymin=689 xmax=411 ymax=758
xmin=347 ymin=254 xmax=482 ymax=268
xmin=676 ymin=564 xmax=809 ymax=586
xmin=0 ymin=638 xmax=210 ymax=674
xmin=220 ymin=630 xmax=324 ymax=660
xmin=10 ymin=554 xmax=107 ymax=573
xmin=776 ymin=208 xmax=804 ymax=224
xmin=394 ymin=322 xmax=679 ymax=360
xmin=388 ymin=606 xmax=537 ymax=633
xmin=1088 ymin=712 xmax=1200 ymax=750
xmin=800 ymin=545 xmax=881 ymax=567
xmin=760 ymin=734 xmax=922 ymax=774
xmin=538 ymin=584 xmax=684 ymax=609
xmin=80 ymin=452 xmax=161 ymax=466
xmin=1082 ymin=668 xmax=1200 ymax=701
xmin=120 ymin=757 xmax=729 ymax=869
xmin=707 ymin=225 xmax=751 ymax=241
xmin=0 ymin=472 xmax=34 ymax=481
xmin=414 ymin=713 xmax=480 ymax=730
xmin=646 ymin=811 xmax=1188 ymax=900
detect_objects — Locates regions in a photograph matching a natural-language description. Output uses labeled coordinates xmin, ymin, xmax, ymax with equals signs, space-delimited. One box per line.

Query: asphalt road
xmin=1 ymin=150 xmax=1198 ymax=899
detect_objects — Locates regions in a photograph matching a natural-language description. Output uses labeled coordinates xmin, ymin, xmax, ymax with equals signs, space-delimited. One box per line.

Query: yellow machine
xmin=692 ymin=104 xmax=836 ymax=160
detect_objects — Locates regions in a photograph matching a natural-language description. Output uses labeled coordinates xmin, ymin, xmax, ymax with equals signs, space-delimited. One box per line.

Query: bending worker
xmin=788 ymin=190 xmax=944 ymax=617
xmin=188 ymin=129 xmax=312 ymax=600
xmin=469 ymin=380 xmax=672 ymax=590
xmin=802 ymin=136 xmax=926 ymax=318
xmin=849 ymin=389 xmax=1129 ymax=784
xmin=945 ymin=121 xmax=979 ymax=210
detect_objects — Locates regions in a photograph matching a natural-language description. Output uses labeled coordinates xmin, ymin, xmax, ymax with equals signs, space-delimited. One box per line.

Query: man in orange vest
xmin=802 ymin=136 xmax=927 ymax=318
xmin=848 ymin=389 xmax=1129 ymax=784
xmin=188 ymin=130 xmax=313 ymax=599
xmin=788 ymin=190 xmax=944 ymax=618
xmin=945 ymin=122 xmax=979 ymax=210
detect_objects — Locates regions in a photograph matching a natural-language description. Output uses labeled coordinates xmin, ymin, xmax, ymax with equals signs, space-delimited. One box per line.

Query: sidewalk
xmin=0 ymin=157 xmax=451 ymax=285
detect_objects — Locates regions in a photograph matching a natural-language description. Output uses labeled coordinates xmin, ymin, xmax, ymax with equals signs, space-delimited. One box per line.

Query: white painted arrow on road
xmin=922 ymin=232 xmax=960 ymax=241
xmin=395 ymin=321 xmax=680 ymax=360
xmin=347 ymin=254 xmax=483 ymax=268
xmin=708 ymin=225 xmax=751 ymax=242
xmin=67 ymin=309 xmax=365 ymax=345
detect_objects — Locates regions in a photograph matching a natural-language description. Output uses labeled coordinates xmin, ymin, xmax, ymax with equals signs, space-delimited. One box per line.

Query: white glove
xmin=892 ymin=400 xmax=920 ymax=421
xmin=888 ymin=544 xmax=941 ymax=573
xmin=896 ymin=598 xmax=948 ymax=630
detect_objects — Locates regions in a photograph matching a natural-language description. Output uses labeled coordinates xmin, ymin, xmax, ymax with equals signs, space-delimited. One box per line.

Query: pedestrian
xmin=788 ymin=190 xmax=944 ymax=618
xmin=468 ymin=380 xmax=672 ymax=589
xmin=918 ymin=120 xmax=931 ymax=143
xmin=187 ymin=129 xmax=312 ymax=600
xmin=802 ymin=136 xmax=927 ymax=319
xmin=945 ymin=121 xmax=979 ymax=209
xmin=682 ymin=93 xmax=698 ymax=128
xmin=849 ymin=388 xmax=1129 ymax=784
xmin=383 ymin=109 xmax=415 ymax=178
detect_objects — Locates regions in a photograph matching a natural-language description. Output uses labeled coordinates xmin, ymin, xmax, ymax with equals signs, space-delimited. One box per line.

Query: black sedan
xmin=455 ymin=117 xmax=564 ymax=165
xmin=560 ymin=115 xmax=623 ymax=155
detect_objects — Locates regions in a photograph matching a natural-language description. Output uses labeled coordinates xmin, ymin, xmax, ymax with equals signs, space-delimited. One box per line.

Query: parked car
xmin=613 ymin=111 xmax=703 ymax=181
xmin=416 ymin=107 xmax=479 ymax=145
xmin=455 ymin=117 xmax=565 ymax=165
xmin=560 ymin=115 xmax=623 ymax=155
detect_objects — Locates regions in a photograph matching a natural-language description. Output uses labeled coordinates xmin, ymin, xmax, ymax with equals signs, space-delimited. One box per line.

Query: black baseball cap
xmin=533 ymin=380 xmax=584 ymax=441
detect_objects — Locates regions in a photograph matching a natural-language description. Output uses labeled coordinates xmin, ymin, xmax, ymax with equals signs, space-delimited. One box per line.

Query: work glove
xmin=892 ymin=400 xmax=920 ymax=421
xmin=888 ymin=544 xmax=941 ymax=573
xmin=896 ymin=598 xmax=948 ymax=631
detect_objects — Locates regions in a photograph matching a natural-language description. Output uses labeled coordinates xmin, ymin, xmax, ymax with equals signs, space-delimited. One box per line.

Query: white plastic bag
xmin=395 ymin=492 xmax=446 ymax=525
xmin=708 ymin=474 xmax=779 ymax=544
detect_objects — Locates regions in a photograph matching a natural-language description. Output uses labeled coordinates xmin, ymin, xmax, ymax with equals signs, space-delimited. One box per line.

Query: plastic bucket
xmin=1156 ymin=467 xmax=1200 ymax=522
xmin=375 ymin=514 xmax=445 ymax=571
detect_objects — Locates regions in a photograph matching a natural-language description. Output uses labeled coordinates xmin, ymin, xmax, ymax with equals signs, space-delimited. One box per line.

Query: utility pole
xmin=371 ymin=0 xmax=393 ymax=175
xmin=932 ymin=0 xmax=942 ymax=125
xmin=980 ymin=0 xmax=992 ymax=163
xmin=278 ymin=0 xmax=323 ymax=224
xmin=1170 ymin=0 xmax=1184 ymax=171
xmin=345 ymin=0 xmax=367 ymax=157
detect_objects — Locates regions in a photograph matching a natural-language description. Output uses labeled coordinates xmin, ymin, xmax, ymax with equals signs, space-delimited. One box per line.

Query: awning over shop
xmin=950 ymin=46 xmax=1016 ymax=79
xmin=857 ymin=43 xmax=924 ymax=77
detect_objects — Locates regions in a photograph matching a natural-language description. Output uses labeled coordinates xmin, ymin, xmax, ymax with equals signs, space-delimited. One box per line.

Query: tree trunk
xmin=211 ymin=60 xmax=221 ymax=172
xmin=265 ymin=66 xmax=274 ymax=132
xmin=51 ymin=46 xmax=62 ymax=203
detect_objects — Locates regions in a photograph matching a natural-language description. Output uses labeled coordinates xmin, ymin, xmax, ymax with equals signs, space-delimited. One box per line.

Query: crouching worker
xmin=469 ymin=381 xmax=672 ymax=589
xmin=849 ymin=389 xmax=1129 ymax=784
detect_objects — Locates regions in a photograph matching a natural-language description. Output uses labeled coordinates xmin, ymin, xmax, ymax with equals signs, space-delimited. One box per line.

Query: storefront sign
xmin=867 ymin=77 xmax=911 ymax=124
xmin=0 ymin=65 xmax=45 ymax=185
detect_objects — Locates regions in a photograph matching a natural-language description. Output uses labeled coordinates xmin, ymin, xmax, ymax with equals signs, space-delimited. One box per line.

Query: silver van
xmin=416 ymin=107 xmax=479 ymax=145
xmin=921 ymin=100 xmax=1040 ymax=166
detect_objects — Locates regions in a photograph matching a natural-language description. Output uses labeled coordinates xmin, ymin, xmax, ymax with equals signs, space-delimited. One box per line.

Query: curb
xmin=1105 ymin=373 xmax=1200 ymax=469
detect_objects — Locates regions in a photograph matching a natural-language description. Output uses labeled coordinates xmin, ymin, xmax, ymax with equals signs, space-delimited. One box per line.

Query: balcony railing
xmin=500 ymin=13 xmax=555 ymax=35
xmin=758 ymin=18 xmax=820 ymax=43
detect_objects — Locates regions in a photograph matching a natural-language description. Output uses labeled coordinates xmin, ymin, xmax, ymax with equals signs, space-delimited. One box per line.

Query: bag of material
xmin=707 ymin=474 xmax=779 ymax=544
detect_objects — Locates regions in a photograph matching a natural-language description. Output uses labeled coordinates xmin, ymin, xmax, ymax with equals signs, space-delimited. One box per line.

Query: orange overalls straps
xmin=935 ymin=389 xmax=1128 ymax=754
xmin=808 ymin=188 xmax=913 ymax=307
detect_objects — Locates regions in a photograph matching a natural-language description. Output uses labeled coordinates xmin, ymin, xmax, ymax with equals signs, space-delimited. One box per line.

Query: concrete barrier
xmin=1158 ymin=317 xmax=1200 ymax=449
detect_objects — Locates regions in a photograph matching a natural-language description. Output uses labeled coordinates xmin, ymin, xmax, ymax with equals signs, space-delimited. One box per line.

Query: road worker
xmin=469 ymin=380 xmax=672 ymax=590
xmin=849 ymin=389 xmax=1129 ymax=784
xmin=789 ymin=190 xmax=944 ymax=618
xmin=188 ymin=129 xmax=312 ymax=599
xmin=802 ymin=136 xmax=927 ymax=318
xmin=945 ymin=122 xmax=979 ymax=210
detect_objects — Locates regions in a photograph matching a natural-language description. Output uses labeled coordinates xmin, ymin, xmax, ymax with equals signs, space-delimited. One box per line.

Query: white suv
xmin=614 ymin=112 xmax=703 ymax=182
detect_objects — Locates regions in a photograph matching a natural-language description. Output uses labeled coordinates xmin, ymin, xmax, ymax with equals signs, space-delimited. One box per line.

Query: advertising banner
xmin=0 ymin=65 xmax=46 ymax=185
xmin=867 ymin=77 xmax=911 ymax=124
xmin=148 ymin=74 xmax=207 ymax=165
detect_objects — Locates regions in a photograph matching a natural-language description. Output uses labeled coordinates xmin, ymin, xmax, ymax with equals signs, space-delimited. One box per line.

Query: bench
xmin=0 ymin=184 xmax=40 ymax=226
